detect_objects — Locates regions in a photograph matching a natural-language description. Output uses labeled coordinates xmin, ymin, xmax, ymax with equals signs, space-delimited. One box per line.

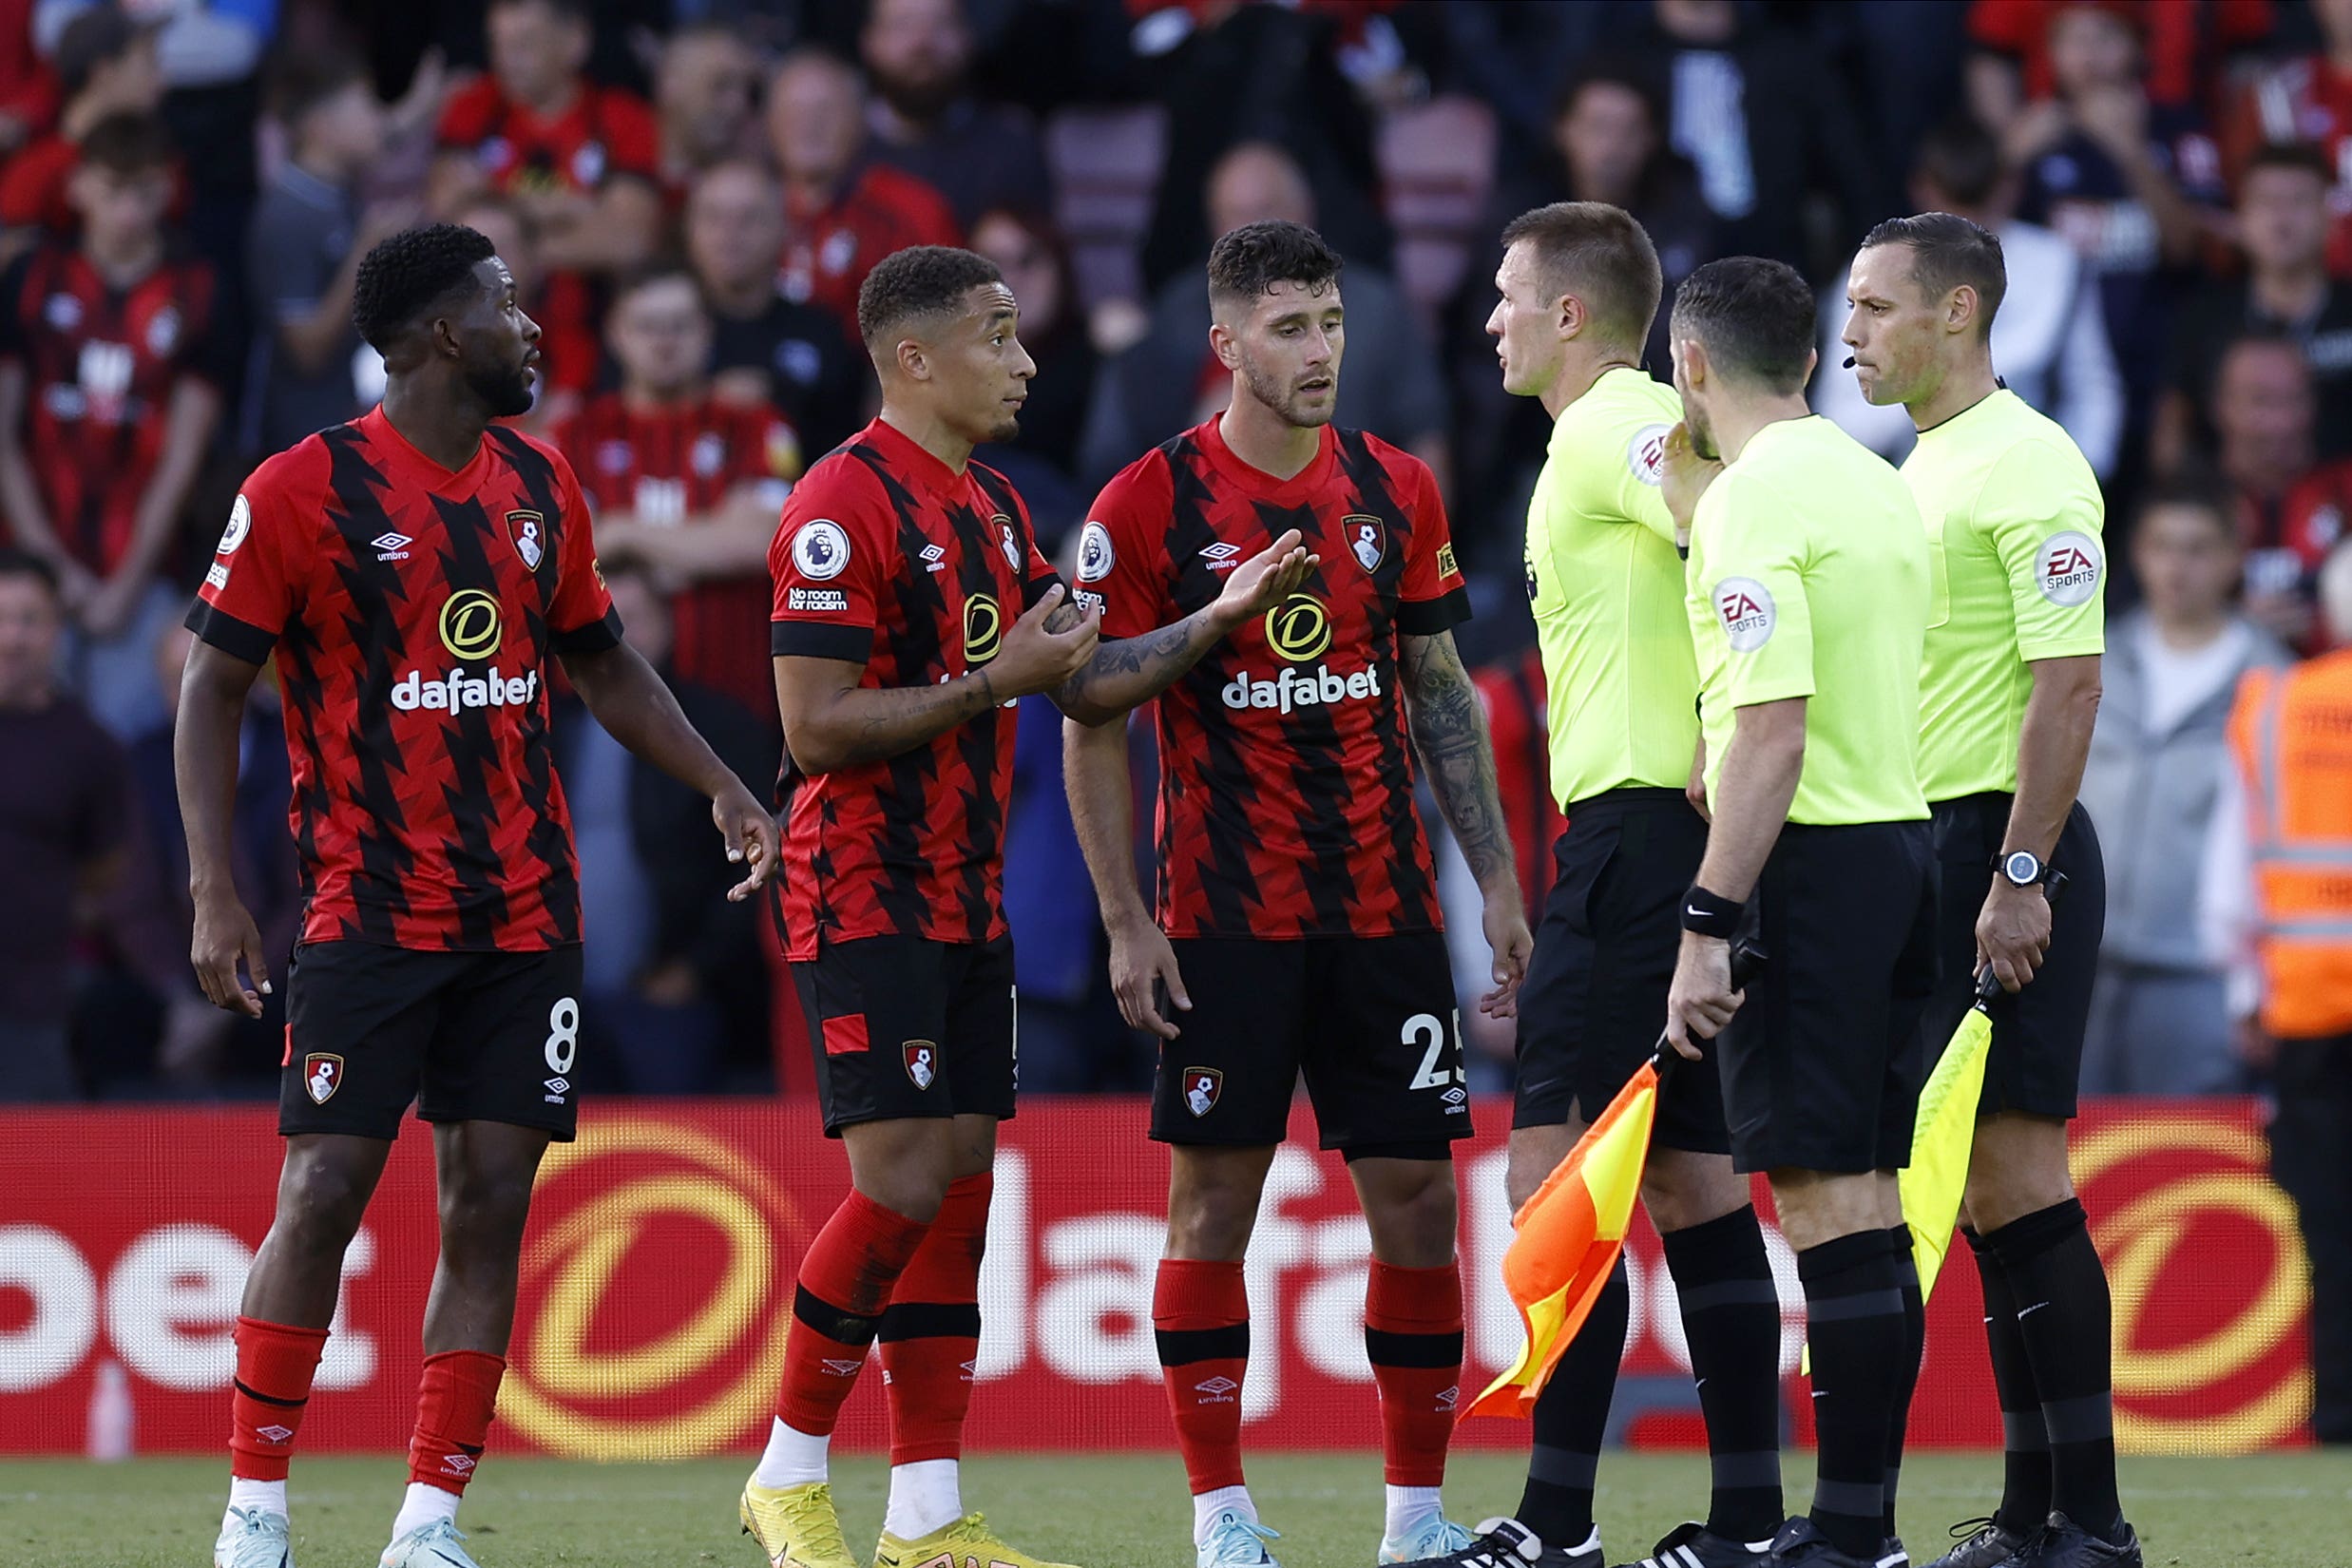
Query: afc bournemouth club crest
xmin=304 ymin=1053 xmax=343 ymax=1105
xmin=507 ymin=509 xmax=546 ymax=570
xmin=904 ymin=1040 xmax=938 ymax=1090
xmin=1344 ymin=514 xmax=1386 ymax=573
xmin=1183 ymin=1067 xmax=1222 ymax=1118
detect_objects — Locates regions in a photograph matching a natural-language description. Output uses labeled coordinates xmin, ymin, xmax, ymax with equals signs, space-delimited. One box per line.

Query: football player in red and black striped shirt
xmin=179 ymin=224 xmax=776 ymax=1568
xmin=744 ymin=243 xmax=1311 ymax=1568
xmin=1062 ymin=220 xmax=1535 ymax=1568
xmin=552 ymin=263 xmax=798 ymax=724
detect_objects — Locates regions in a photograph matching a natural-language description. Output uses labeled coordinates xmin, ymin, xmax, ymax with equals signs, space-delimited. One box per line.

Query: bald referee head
xmin=1839 ymin=211 xmax=2005 ymax=428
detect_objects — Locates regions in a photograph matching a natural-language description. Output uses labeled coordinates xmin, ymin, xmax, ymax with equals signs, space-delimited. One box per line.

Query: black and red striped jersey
xmin=1080 ymin=418 xmax=1469 ymax=939
xmin=0 ymin=242 xmax=223 ymax=575
xmin=187 ymin=406 xmax=620 ymax=951
xmin=553 ymin=392 xmax=799 ymax=719
xmin=767 ymin=417 xmax=1060 ymax=961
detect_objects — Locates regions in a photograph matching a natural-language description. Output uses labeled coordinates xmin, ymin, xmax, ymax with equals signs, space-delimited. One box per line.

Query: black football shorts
xmin=791 ymin=933 xmax=1019 ymax=1135
xmin=1150 ymin=932 xmax=1470 ymax=1154
xmin=279 ymin=939 xmax=586 ymax=1140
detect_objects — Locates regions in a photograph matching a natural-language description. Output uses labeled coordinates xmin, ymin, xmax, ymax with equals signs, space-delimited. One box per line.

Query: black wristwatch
xmin=1994 ymin=849 xmax=2056 ymax=889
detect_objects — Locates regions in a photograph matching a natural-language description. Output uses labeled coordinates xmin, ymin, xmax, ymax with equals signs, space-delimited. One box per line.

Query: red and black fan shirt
xmin=767 ymin=417 xmax=1060 ymax=961
xmin=1080 ymin=418 xmax=1469 ymax=939
xmin=779 ymin=163 xmax=962 ymax=335
xmin=554 ymin=392 xmax=799 ymax=720
xmin=0 ymin=242 xmax=222 ymax=575
xmin=187 ymin=406 xmax=621 ymax=951
xmin=435 ymin=79 xmax=660 ymax=395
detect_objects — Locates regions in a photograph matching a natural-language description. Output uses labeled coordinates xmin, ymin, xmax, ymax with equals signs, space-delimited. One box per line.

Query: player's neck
xmin=1217 ymin=394 xmax=1320 ymax=481
xmin=878 ymin=402 xmax=972 ymax=473
xmin=1905 ymin=359 xmax=1999 ymax=434
xmin=1540 ymin=350 xmax=1638 ymax=420
xmin=1711 ymin=393 xmax=1813 ymax=464
xmin=381 ymin=379 xmax=490 ymax=472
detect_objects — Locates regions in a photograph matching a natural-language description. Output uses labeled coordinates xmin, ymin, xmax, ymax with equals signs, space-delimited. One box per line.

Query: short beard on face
xmin=1240 ymin=353 xmax=1331 ymax=430
xmin=986 ymin=411 xmax=1021 ymax=444
xmin=1688 ymin=409 xmax=1720 ymax=462
xmin=467 ymin=356 xmax=535 ymax=419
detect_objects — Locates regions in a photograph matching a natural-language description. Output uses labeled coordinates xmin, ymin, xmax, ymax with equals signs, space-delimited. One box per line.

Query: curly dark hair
xmin=1670 ymin=256 xmax=1815 ymax=394
xmin=353 ymin=223 xmax=497 ymax=353
xmin=1207 ymin=220 xmax=1342 ymax=311
xmin=855 ymin=244 xmax=1003 ymax=348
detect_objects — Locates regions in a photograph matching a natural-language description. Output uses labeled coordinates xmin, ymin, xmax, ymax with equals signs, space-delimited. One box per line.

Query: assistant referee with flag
xmin=1661 ymin=257 xmax=1937 ymax=1568
xmin=1840 ymin=215 xmax=2137 ymax=1568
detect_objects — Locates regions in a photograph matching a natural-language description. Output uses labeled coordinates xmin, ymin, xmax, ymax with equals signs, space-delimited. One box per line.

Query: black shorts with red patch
xmin=790 ymin=933 xmax=1019 ymax=1135
xmin=278 ymin=939 xmax=585 ymax=1140
xmin=1149 ymin=933 xmax=1470 ymax=1153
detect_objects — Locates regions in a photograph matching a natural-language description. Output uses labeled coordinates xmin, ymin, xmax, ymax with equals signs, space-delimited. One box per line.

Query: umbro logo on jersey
xmin=922 ymin=543 xmax=948 ymax=573
xmin=373 ymin=531 xmax=412 ymax=561
xmin=1199 ymin=541 xmax=1241 ymax=570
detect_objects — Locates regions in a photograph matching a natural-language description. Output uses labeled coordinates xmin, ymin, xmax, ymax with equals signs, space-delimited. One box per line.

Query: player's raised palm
xmin=1209 ymin=528 xmax=1318 ymax=631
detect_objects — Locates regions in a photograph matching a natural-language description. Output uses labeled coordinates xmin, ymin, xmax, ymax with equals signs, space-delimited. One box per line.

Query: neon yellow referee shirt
xmin=1686 ymin=415 xmax=1931 ymax=827
xmin=1903 ymin=389 xmax=2106 ymax=801
xmin=1523 ymin=366 xmax=1693 ymax=808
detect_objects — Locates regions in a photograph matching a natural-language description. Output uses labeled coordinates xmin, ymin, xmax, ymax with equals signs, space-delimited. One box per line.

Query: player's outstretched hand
xmin=711 ymin=777 xmax=780 ymax=902
xmin=1109 ymin=918 xmax=1189 ymax=1040
xmin=191 ymin=890 xmax=271 ymax=1019
xmin=993 ymin=583 xmax=1100 ymax=698
xmin=1210 ymin=528 xmax=1318 ymax=630
xmin=1664 ymin=930 xmax=1742 ymax=1061
xmin=1659 ymin=421 xmax=1723 ymax=531
xmin=1479 ymin=894 xmax=1533 ymax=1019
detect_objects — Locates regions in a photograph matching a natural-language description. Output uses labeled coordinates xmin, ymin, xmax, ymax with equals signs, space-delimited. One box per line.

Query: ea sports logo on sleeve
xmin=1714 ymin=577 xmax=1775 ymax=652
xmin=1076 ymin=521 xmax=1116 ymax=583
xmin=1264 ymin=594 xmax=1333 ymax=662
xmin=439 ymin=590 xmax=504 ymax=660
xmin=1628 ymin=423 xmax=1672 ymax=487
xmin=2036 ymin=530 xmax=2104 ymax=605
xmin=792 ymin=519 xmax=851 ymax=581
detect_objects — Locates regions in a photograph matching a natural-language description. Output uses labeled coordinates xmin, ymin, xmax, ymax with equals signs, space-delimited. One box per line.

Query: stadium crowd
xmin=0 ymin=0 xmax=2347 ymax=1108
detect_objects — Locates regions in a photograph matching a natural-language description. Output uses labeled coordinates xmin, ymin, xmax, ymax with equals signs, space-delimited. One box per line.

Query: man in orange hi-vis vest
xmin=2206 ymin=539 xmax=2352 ymax=1444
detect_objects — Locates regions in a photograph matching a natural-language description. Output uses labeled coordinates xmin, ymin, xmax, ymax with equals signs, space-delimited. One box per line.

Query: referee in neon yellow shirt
xmin=1662 ymin=257 xmax=1937 ymax=1568
xmin=1842 ymin=215 xmax=2137 ymax=1568
xmin=1484 ymin=202 xmax=1783 ymax=1568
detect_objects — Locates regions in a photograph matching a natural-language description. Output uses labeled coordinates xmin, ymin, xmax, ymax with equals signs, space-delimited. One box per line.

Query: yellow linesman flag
xmin=1463 ymin=1059 xmax=1659 ymax=1421
xmin=1899 ymin=979 xmax=1998 ymax=1301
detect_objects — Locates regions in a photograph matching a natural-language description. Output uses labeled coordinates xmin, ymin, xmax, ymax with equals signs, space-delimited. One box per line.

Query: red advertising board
xmin=0 ymin=1098 xmax=2310 ymax=1457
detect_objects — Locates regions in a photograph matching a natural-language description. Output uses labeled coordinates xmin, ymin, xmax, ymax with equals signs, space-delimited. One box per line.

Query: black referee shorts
xmin=1717 ymin=819 xmax=1938 ymax=1176
xmin=1513 ymin=788 xmax=1729 ymax=1154
xmin=1922 ymin=793 xmax=2106 ymax=1120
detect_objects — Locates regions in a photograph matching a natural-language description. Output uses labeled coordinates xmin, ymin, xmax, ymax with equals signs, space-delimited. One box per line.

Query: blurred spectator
xmin=967 ymin=204 xmax=1092 ymax=536
xmin=2159 ymin=143 xmax=2352 ymax=473
xmin=2203 ymin=538 xmax=2352 ymax=1442
xmin=553 ymin=565 xmax=771 ymax=1094
xmin=652 ymin=19 xmax=762 ymax=201
xmin=2079 ymin=479 xmax=2289 ymax=1094
xmin=242 ymin=48 xmax=404 ymax=456
xmin=2004 ymin=0 xmax=2228 ymax=413
xmin=2206 ymin=332 xmax=2349 ymax=646
xmin=553 ymin=263 xmax=796 ymax=727
xmin=860 ymin=0 xmax=1051 ymax=230
xmin=766 ymin=46 xmax=960 ymax=335
xmin=0 ymin=112 xmax=223 ymax=740
xmin=0 ymin=548 xmax=126 ymax=1100
xmin=686 ymin=158 xmax=866 ymax=458
xmin=1970 ymin=0 xmax=2275 ymax=119
xmin=0 ymin=3 xmax=163 ymax=254
xmin=2223 ymin=0 xmax=2352 ymax=275
xmin=0 ymin=0 xmax=57 ymax=160
xmin=430 ymin=0 xmax=663 ymax=407
xmin=1080 ymin=142 xmax=1448 ymax=500
xmin=1817 ymin=115 xmax=2123 ymax=477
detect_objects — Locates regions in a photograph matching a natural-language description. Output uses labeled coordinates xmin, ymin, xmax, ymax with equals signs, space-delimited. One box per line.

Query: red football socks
xmin=407 ymin=1349 xmax=506 ymax=1495
xmin=1365 ymin=1259 xmax=1464 ymax=1486
xmin=1155 ymin=1257 xmax=1251 ymax=1494
xmin=774 ymin=1189 xmax=932 ymax=1436
xmin=228 ymin=1316 xmax=329 ymax=1482
xmin=878 ymin=1172 xmax=991 ymax=1464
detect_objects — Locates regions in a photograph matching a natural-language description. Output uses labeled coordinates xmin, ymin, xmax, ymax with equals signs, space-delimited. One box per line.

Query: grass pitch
xmin=2 ymin=1450 xmax=2346 ymax=1567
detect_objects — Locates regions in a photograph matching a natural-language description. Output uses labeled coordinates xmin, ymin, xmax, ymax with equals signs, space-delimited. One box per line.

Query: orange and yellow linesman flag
xmin=1461 ymin=1057 xmax=1659 ymax=1421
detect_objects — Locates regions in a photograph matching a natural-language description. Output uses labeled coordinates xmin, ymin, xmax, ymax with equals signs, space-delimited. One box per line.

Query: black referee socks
xmin=1797 ymin=1229 xmax=1908 ymax=1559
xmin=1661 ymin=1206 xmax=1784 ymax=1541
xmin=1884 ymin=1226 xmax=1925 ymax=1538
xmin=1516 ymin=1256 xmax=1629 ymax=1547
xmin=1987 ymin=1199 xmax=2126 ymax=1543
xmin=1965 ymin=1226 xmax=2051 ymax=1537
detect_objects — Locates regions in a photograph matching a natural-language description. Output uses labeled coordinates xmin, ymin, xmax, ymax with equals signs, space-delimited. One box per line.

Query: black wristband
xmin=1680 ymin=884 xmax=1744 ymax=939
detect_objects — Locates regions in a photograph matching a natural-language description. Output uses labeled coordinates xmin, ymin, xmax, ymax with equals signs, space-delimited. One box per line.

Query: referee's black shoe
xmin=1921 ymin=1519 xmax=2029 ymax=1568
xmin=1606 ymin=1520 xmax=1776 ymax=1567
xmin=1756 ymin=1519 xmax=1878 ymax=1567
xmin=2016 ymin=1514 xmax=2141 ymax=1568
